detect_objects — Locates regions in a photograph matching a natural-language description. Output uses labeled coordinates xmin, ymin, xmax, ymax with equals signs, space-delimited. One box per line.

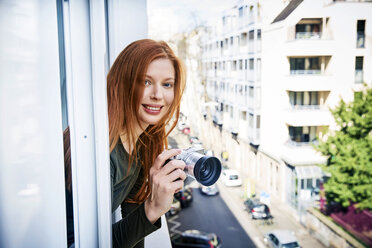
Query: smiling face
xmin=137 ymin=58 xmax=175 ymax=130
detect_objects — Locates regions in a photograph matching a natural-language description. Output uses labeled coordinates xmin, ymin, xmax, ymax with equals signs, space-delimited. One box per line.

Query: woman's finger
xmin=153 ymin=149 xmax=182 ymax=170
xmin=161 ymin=159 xmax=186 ymax=175
xmin=170 ymin=180 xmax=184 ymax=193
xmin=167 ymin=168 xmax=187 ymax=183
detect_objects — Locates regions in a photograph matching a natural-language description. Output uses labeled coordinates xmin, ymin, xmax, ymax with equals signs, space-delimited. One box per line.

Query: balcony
xmin=295 ymin=32 xmax=321 ymax=40
xmin=282 ymin=140 xmax=326 ymax=166
xmin=285 ymin=106 xmax=332 ymax=126
xmin=290 ymin=70 xmax=321 ymax=75
xmin=285 ymin=39 xmax=335 ymax=57
xmin=284 ymin=74 xmax=334 ymax=92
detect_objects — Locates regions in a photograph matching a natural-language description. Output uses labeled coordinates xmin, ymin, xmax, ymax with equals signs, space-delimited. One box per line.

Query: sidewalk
xmin=169 ymin=129 xmax=325 ymax=248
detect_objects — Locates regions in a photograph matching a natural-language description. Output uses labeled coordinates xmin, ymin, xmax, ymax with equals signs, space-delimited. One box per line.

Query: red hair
xmin=107 ymin=39 xmax=186 ymax=203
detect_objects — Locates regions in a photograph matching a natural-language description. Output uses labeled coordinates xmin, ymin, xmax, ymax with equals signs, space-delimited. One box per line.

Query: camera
xmin=168 ymin=147 xmax=222 ymax=186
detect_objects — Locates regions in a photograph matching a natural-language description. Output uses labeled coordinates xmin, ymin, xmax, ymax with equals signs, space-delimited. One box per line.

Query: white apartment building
xmin=200 ymin=0 xmax=372 ymax=217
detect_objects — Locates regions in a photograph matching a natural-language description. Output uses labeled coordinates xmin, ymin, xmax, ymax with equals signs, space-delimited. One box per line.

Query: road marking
xmin=167 ymin=215 xmax=182 ymax=235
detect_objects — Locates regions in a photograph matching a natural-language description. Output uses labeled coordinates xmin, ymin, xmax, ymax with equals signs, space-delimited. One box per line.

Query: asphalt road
xmin=167 ymin=185 xmax=256 ymax=248
xmin=168 ymin=135 xmax=256 ymax=247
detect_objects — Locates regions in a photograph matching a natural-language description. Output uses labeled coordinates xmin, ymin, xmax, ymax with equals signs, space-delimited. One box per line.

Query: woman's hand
xmin=144 ymin=149 xmax=186 ymax=223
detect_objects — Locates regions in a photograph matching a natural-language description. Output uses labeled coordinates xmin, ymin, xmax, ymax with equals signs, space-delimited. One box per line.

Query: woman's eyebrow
xmin=145 ymin=75 xmax=175 ymax=81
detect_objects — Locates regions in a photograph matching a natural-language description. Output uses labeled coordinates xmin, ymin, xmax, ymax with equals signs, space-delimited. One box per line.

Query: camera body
xmin=169 ymin=147 xmax=222 ymax=186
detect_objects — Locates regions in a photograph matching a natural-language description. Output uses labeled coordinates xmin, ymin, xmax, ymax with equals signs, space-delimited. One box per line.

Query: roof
xmin=272 ymin=0 xmax=304 ymax=23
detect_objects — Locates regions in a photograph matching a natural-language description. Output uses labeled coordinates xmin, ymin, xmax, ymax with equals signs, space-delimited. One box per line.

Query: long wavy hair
xmin=107 ymin=39 xmax=186 ymax=203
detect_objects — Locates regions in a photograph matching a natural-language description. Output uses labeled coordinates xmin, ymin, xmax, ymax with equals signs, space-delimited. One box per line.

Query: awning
xmin=295 ymin=166 xmax=323 ymax=179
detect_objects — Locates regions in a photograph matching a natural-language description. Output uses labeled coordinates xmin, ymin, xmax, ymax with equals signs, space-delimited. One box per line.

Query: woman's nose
xmin=150 ymin=85 xmax=162 ymax=100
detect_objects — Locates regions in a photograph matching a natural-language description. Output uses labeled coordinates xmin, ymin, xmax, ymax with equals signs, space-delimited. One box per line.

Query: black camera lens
xmin=193 ymin=156 xmax=221 ymax=186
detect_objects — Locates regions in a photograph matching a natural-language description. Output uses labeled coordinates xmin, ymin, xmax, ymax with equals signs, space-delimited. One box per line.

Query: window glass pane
xmin=357 ymin=20 xmax=365 ymax=32
xmin=257 ymin=29 xmax=261 ymax=39
xmin=249 ymin=59 xmax=254 ymax=70
xmin=355 ymin=56 xmax=363 ymax=70
xmin=249 ymin=30 xmax=254 ymax=40
xmin=306 ymin=179 xmax=313 ymax=189
xmin=249 ymin=114 xmax=253 ymax=128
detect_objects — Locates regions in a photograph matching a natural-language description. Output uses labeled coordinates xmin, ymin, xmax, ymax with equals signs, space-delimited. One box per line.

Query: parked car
xmin=182 ymin=127 xmax=191 ymax=135
xmin=174 ymin=187 xmax=193 ymax=208
xmin=244 ymin=198 xmax=272 ymax=220
xmin=171 ymin=229 xmax=221 ymax=248
xmin=177 ymin=122 xmax=187 ymax=131
xmin=221 ymin=169 xmax=242 ymax=187
xmin=189 ymin=136 xmax=200 ymax=144
xmin=263 ymin=230 xmax=301 ymax=248
xmin=166 ymin=197 xmax=181 ymax=217
xmin=177 ymin=122 xmax=191 ymax=134
xmin=200 ymin=184 xmax=219 ymax=196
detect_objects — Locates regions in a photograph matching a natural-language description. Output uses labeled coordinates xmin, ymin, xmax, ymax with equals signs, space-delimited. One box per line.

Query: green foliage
xmin=315 ymin=86 xmax=372 ymax=210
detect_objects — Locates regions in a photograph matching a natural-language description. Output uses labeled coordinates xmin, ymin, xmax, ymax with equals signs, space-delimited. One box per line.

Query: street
xmin=167 ymin=183 xmax=256 ymax=247
xmin=167 ymin=128 xmax=325 ymax=248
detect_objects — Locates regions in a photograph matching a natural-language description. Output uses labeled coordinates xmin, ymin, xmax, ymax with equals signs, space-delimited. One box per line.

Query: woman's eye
xmin=144 ymin=80 xmax=151 ymax=86
xmin=163 ymin=82 xmax=174 ymax=88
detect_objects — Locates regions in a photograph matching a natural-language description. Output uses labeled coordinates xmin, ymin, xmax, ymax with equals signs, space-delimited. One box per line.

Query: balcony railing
xmin=289 ymin=104 xmax=325 ymax=110
xmin=357 ymin=32 xmax=365 ymax=48
xmin=295 ymin=32 xmax=321 ymax=40
xmin=355 ymin=70 xmax=363 ymax=84
xmin=290 ymin=70 xmax=321 ymax=75
xmin=286 ymin=139 xmax=318 ymax=147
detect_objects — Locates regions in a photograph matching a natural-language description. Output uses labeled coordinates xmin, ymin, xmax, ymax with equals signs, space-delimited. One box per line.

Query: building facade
xmin=199 ymin=0 xmax=372 ymax=218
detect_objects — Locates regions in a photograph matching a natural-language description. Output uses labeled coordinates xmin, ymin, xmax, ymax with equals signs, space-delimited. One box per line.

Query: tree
xmin=315 ymin=86 xmax=372 ymax=210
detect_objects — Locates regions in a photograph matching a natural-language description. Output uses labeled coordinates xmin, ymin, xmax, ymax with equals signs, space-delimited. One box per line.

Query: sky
xmin=147 ymin=0 xmax=236 ymax=40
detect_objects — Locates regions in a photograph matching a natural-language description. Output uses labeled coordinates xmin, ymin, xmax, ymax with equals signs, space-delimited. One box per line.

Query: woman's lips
xmin=142 ymin=104 xmax=162 ymax=114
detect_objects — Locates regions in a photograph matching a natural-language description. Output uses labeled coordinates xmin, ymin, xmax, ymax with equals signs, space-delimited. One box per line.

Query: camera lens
xmin=193 ymin=156 xmax=221 ymax=186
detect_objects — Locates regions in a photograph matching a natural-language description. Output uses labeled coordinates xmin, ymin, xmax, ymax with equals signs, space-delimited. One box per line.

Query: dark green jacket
xmin=111 ymin=139 xmax=161 ymax=248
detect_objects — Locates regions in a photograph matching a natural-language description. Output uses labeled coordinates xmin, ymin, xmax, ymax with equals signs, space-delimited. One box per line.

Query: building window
xmin=249 ymin=58 xmax=254 ymax=70
xmin=249 ymin=114 xmax=254 ymax=128
xmin=295 ymin=23 xmax=321 ymax=39
xmin=355 ymin=56 xmax=364 ymax=84
xmin=288 ymin=126 xmax=317 ymax=143
xmin=257 ymin=29 xmax=261 ymax=40
xmin=290 ymin=57 xmax=320 ymax=74
xmin=249 ymin=86 xmax=254 ymax=97
xmin=241 ymin=111 xmax=247 ymax=121
xmin=239 ymin=60 xmax=243 ymax=70
xmin=256 ymin=115 xmax=260 ymax=129
xmin=289 ymin=91 xmax=319 ymax=108
xmin=249 ymin=30 xmax=254 ymax=40
xmin=245 ymin=59 xmax=248 ymax=70
xmin=357 ymin=20 xmax=365 ymax=48
xmin=232 ymin=60 xmax=237 ymax=71
xmin=241 ymin=32 xmax=247 ymax=46
xmin=239 ymin=6 xmax=244 ymax=18
xmin=230 ymin=36 xmax=234 ymax=45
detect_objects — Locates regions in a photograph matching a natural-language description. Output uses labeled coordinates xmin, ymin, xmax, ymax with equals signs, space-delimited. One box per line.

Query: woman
xmin=64 ymin=39 xmax=187 ymax=248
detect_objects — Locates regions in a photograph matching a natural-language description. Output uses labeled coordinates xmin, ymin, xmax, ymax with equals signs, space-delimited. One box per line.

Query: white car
xmin=221 ymin=169 xmax=242 ymax=187
xmin=200 ymin=184 xmax=219 ymax=196
xmin=264 ymin=230 xmax=301 ymax=248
